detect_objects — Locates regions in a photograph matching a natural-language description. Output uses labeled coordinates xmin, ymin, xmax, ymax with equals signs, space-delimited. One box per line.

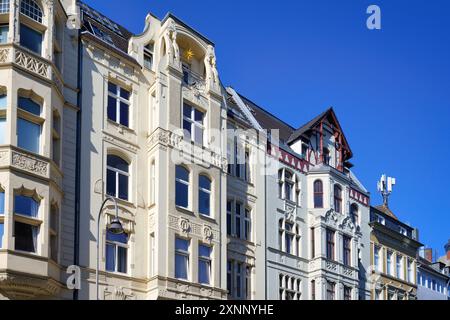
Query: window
xmin=226 ymin=201 xmax=232 ymax=236
xmin=227 ymin=261 xmax=232 ymax=294
xmin=279 ymin=169 xmax=298 ymax=202
xmin=144 ymin=43 xmax=154 ymax=70
xmin=198 ymin=175 xmax=211 ymax=216
xmin=105 ymin=231 xmax=128 ymax=274
xmin=334 ymin=184 xmax=342 ymax=213
xmin=198 ymin=244 xmax=212 ymax=285
xmin=235 ymin=202 xmax=241 ymax=239
xmin=279 ymin=274 xmax=301 ymax=300
xmin=326 ymin=229 xmax=335 ymax=260
xmin=284 ymin=171 xmax=294 ymax=202
xmin=52 ymin=112 xmax=61 ymax=166
xmin=175 ymin=238 xmax=189 ymax=280
xmin=311 ymin=227 xmax=315 ymax=258
xmin=343 ymin=235 xmax=351 ymax=266
xmin=313 ymin=180 xmax=323 ymax=208
xmin=0 ymin=222 xmax=3 ymax=248
xmin=150 ymin=159 xmax=155 ymax=205
xmin=14 ymin=195 xmax=38 ymax=218
xmin=0 ymin=0 xmax=10 ymax=14
xmin=49 ymin=205 xmax=59 ymax=262
xmin=377 ymin=214 xmax=385 ymax=225
xmin=0 ymin=190 xmax=4 ymax=215
xmin=374 ymin=245 xmax=382 ymax=272
xmin=228 ymin=260 xmax=251 ymax=299
xmin=0 ymin=115 xmax=5 ymax=145
xmin=244 ymin=208 xmax=251 ymax=242
xmin=183 ymin=103 xmax=204 ymax=146
xmin=17 ymin=96 xmax=41 ymax=154
xmin=350 ymin=203 xmax=359 ymax=225
xmin=90 ymin=23 xmax=114 ymax=46
xmin=236 ymin=263 xmax=242 ymax=298
xmin=323 ymin=147 xmax=330 ymax=165
xmin=387 ymin=251 xmax=394 ymax=276
xmin=397 ymin=255 xmax=403 ymax=279
xmin=107 ymin=82 xmax=130 ymax=127
xmin=20 ymin=0 xmax=43 ymax=23
xmin=0 ymin=24 xmax=8 ymax=43
xmin=407 ymin=259 xmax=413 ymax=283
xmin=279 ymin=219 xmax=300 ymax=256
xmin=20 ymin=24 xmax=42 ymax=55
xmin=106 ymin=155 xmax=129 ymax=201
xmin=326 ymin=281 xmax=335 ymax=300
xmin=175 ymin=165 xmax=189 ymax=208
xmin=399 ymin=226 xmax=407 ymax=236
xmin=344 ymin=286 xmax=352 ymax=300
xmin=311 ymin=280 xmax=316 ymax=300
xmin=14 ymin=221 xmax=38 ymax=252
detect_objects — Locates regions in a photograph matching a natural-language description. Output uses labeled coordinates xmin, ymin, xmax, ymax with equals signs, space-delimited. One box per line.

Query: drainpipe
xmin=73 ymin=27 xmax=83 ymax=300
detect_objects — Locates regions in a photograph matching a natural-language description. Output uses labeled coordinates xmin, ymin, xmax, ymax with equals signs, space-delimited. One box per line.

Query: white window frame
xmin=108 ymin=82 xmax=131 ymax=127
xmin=183 ymin=103 xmax=205 ymax=146
xmin=107 ymin=159 xmax=129 ymax=200
xmin=105 ymin=233 xmax=128 ymax=274
xmin=175 ymin=237 xmax=190 ymax=280
xmin=198 ymin=244 xmax=212 ymax=285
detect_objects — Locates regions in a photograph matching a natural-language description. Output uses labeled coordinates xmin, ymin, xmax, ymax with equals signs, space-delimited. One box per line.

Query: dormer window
xmin=143 ymin=43 xmax=154 ymax=70
xmin=377 ymin=214 xmax=385 ymax=225
xmin=399 ymin=226 xmax=407 ymax=236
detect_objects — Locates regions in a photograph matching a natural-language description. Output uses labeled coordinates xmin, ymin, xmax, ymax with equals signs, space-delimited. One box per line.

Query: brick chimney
xmin=445 ymin=239 xmax=450 ymax=260
xmin=424 ymin=248 xmax=433 ymax=263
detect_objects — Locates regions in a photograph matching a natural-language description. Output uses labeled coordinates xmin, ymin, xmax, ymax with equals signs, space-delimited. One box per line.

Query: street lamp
xmin=96 ymin=195 xmax=124 ymax=300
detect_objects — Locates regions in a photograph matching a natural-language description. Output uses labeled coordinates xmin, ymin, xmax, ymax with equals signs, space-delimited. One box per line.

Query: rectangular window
xmin=227 ymin=260 xmax=232 ymax=295
xmin=198 ymin=244 xmax=212 ymax=285
xmin=105 ymin=232 xmax=128 ymax=274
xmin=235 ymin=203 xmax=241 ymax=239
xmin=14 ymin=195 xmax=38 ymax=218
xmin=183 ymin=103 xmax=204 ymax=146
xmin=14 ymin=221 xmax=38 ymax=253
xmin=0 ymin=191 xmax=4 ymax=215
xmin=20 ymin=24 xmax=42 ymax=55
xmin=407 ymin=260 xmax=413 ymax=283
xmin=374 ymin=245 xmax=382 ymax=272
xmin=17 ymin=118 xmax=40 ymax=153
xmin=326 ymin=229 xmax=335 ymax=260
xmin=52 ymin=113 xmax=61 ymax=166
xmin=175 ymin=238 xmax=189 ymax=280
xmin=144 ymin=43 xmax=154 ymax=70
xmin=387 ymin=251 xmax=393 ymax=276
xmin=49 ymin=206 xmax=58 ymax=262
xmin=344 ymin=286 xmax=352 ymax=300
xmin=0 ymin=116 xmax=5 ymax=145
xmin=311 ymin=228 xmax=315 ymax=258
xmin=285 ymin=222 xmax=294 ymax=255
xmin=0 ymin=25 xmax=8 ymax=44
xmin=245 ymin=266 xmax=251 ymax=299
xmin=311 ymin=280 xmax=316 ymax=300
xmin=0 ymin=222 xmax=4 ymax=248
xmin=236 ymin=263 xmax=242 ymax=298
xmin=326 ymin=281 xmax=335 ymax=300
xmin=397 ymin=255 xmax=403 ymax=280
xmin=244 ymin=208 xmax=251 ymax=242
xmin=107 ymin=82 xmax=130 ymax=127
xmin=226 ymin=201 xmax=232 ymax=236
xmin=343 ymin=235 xmax=351 ymax=266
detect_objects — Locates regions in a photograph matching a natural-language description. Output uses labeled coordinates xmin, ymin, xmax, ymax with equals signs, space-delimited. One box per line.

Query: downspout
xmin=73 ymin=28 xmax=83 ymax=300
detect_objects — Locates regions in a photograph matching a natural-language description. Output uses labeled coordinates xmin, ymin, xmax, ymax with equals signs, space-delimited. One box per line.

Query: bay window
xmin=0 ymin=190 xmax=4 ymax=215
xmin=49 ymin=204 xmax=59 ymax=262
xmin=227 ymin=260 xmax=251 ymax=300
xmin=13 ymin=194 xmax=39 ymax=253
xmin=20 ymin=0 xmax=43 ymax=23
xmin=17 ymin=96 xmax=42 ymax=154
xmin=0 ymin=0 xmax=9 ymax=14
xmin=175 ymin=165 xmax=189 ymax=209
xmin=183 ymin=103 xmax=204 ymax=146
xmin=14 ymin=221 xmax=38 ymax=252
xmin=0 ymin=93 xmax=5 ymax=143
xmin=52 ymin=111 xmax=61 ymax=166
xmin=105 ymin=230 xmax=128 ymax=274
xmin=198 ymin=244 xmax=212 ymax=285
xmin=175 ymin=237 xmax=190 ymax=280
xmin=106 ymin=155 xmax=129 ymax=201
xmin=198 ymin=175 xmax=211 ymax=216
xmin=107 ymin=82 xmax=130 ymax=127
xmin=14 ymin=195 xmax=39 ymax=218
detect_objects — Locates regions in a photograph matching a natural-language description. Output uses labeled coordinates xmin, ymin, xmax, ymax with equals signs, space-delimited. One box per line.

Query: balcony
xmin=182 ymin=65 xmax=206 ymax=91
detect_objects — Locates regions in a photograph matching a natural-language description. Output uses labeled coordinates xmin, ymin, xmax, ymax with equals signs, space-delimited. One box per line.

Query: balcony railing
xmin=182 ymin=66 xmax=206 ymax=90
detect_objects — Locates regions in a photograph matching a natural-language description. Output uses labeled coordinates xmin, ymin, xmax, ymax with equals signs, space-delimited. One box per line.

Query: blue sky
xmin=84 ymin=0 xmax=450 ymax=256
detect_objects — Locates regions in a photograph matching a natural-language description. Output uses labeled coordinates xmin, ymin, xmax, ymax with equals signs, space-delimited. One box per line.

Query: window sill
xmin=107 ymin=119 xmax=135 ymax=135
xmin=175 ymin=206 xmax=195 ymax=216
xmin=199 ymin=213 xmax=216 ymax=223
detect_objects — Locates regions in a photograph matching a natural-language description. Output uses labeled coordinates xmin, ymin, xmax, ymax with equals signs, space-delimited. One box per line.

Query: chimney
xmin=445 ymin=239 xmax=450 ymax=261
xmin=423 ymin=248 xmax=433 ymax=263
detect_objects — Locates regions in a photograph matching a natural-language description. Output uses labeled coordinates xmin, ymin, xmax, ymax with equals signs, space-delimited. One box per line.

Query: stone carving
xmin=203 ymin=225 xmax=213 ymax=241
xmin=15 ymin=49 xmax=49 ymax=78
xmin=12 ymin=152 xmax=48 ymax=177
xmin=326 ymin=261 xmax=338 ymax=271
xmin=343 ymin=267 xmax=353 ymax=277
xmin=167 ymin=20 xmax=180 ymax=67
xmin=0 ymin=48 xmax=9 ymax=63
xmin=284 ymin=201 xmax=296 ymax=222
xmin=179 ymin=218 xmax=191 ymax=234
xmin=104 ymin=286 xmax=136 ymax=300
xmin=0 ymin=151 xmax=8 ymax=166
xmin=0 ymin=273 xmax=60 ymax=299
xmin=204 ymin=45 xmax=219 ymax=91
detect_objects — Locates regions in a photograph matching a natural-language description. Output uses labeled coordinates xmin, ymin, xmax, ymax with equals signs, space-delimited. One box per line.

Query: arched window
xmin=0 ymin=0 xmax=10 ymax=14
xmin=106 ymin=155 xmax=129 ymax=201
xmin=198 ymin=175 xmax=211 ymax=216
xmin=175 ymin=165 xmax=189 ymax=208
xmin=313 ymin=180 xmax=323 ymax=208
xmin=334 ymin=185 xmax=342 ymax=213
xmin=350 ymin=203 xmax=359 ymax=225
xmin=20 ymin=0 xmax=43 ymax=23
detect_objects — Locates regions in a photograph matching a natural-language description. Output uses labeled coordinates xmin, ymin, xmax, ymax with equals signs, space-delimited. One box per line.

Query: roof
xmin=79 ymin=1 xmax=134 ymax=54
xmin=237 ymin=94 xmax=295 ymax=143
xmin=162 ymin=13 xmax=214 ymax=46
xmin=374 ymin=204 xmax=399 ymax=220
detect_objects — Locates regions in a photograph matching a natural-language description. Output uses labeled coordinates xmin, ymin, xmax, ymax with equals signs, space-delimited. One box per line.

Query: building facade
xmin=416 ymin=246 xmax=450 ymax=300
xmin=369 ymin=205 xmax=422 ymax=300
xmin=0 ymin=0 xmax=434 ymax=301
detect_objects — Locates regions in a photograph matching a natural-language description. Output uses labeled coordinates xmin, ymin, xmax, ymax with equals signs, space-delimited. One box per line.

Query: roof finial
xmin=377 ymin=174 xmax=396 ymax=207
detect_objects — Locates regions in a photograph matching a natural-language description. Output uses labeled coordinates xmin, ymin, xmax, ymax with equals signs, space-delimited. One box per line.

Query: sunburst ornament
xmin=185 ymin=48 xmax=195 ymax=61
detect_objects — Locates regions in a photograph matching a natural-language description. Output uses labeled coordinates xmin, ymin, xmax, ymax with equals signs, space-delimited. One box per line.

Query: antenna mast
xmin=377 ymin=174 xmax=396 ymax=207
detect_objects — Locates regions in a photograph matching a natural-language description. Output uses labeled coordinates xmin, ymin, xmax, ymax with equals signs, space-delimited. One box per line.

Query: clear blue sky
xmin=84 ymin=0 xmax=450 ymax=256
